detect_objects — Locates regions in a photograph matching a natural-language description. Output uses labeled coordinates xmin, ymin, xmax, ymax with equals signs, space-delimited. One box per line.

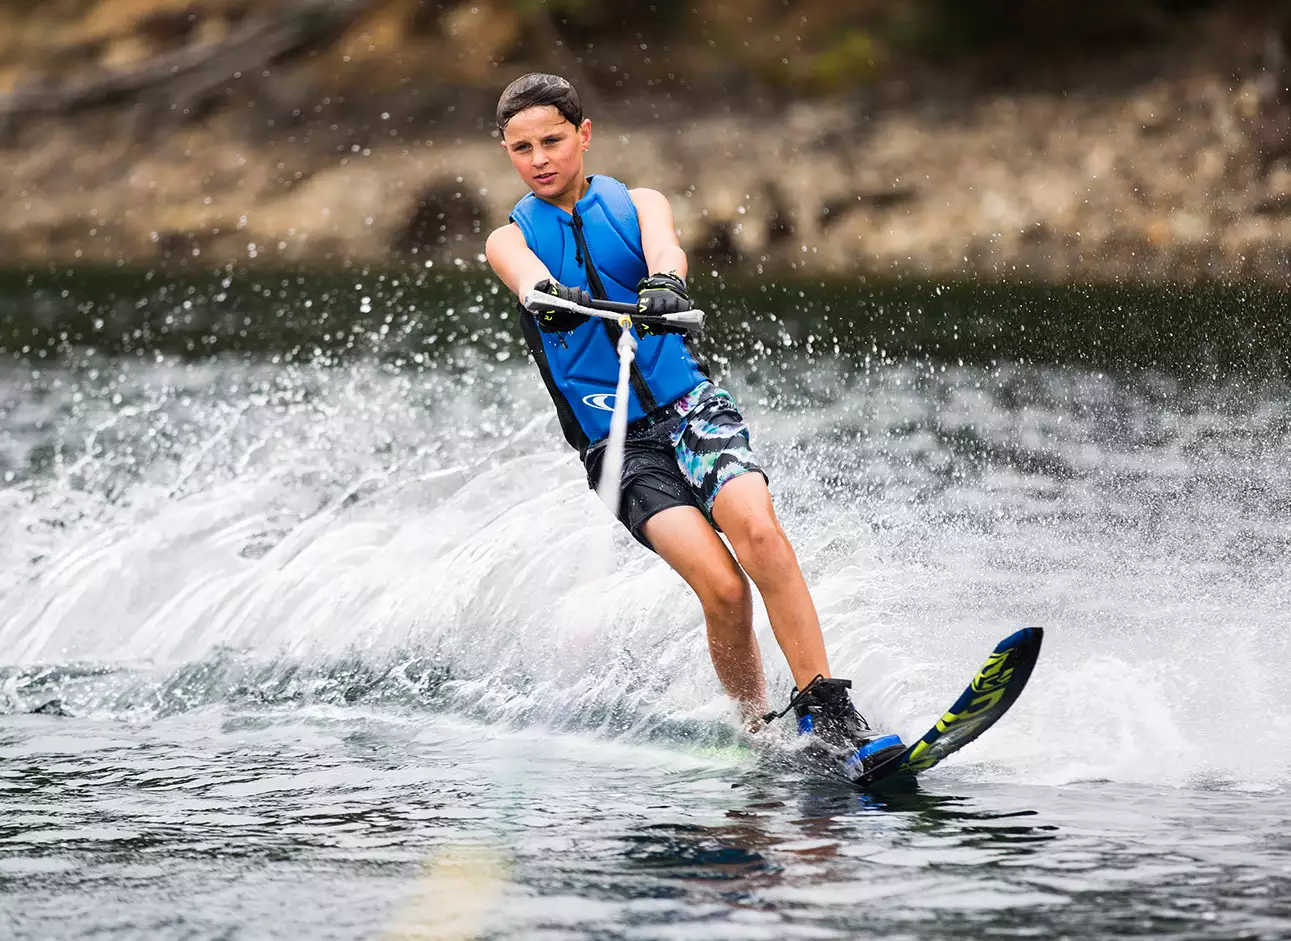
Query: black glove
xmin=531 ymin=278 xmax=592 ymax=332
xmin=635 ymin=272 xmax=690 ymax=335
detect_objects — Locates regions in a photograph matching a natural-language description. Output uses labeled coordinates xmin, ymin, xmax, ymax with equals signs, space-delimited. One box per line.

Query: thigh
xmin=710 ymin=473 xmax=800 ymax=584
xmin=709 ymin=471 xmax=780 ymax=545
xmin=587 ymin=429 xmax=703 ymax=550
xmin=641 ymin=504 xmax=746 ymax=599
xmin=619 ymin=461 xmax=702 ymax=549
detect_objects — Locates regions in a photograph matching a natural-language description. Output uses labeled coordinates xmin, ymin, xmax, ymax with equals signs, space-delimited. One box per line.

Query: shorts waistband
xmin=626 ymin=401 xmax=678 ymax=435
xmin=625 ymin=381 xmax=715 ymax=435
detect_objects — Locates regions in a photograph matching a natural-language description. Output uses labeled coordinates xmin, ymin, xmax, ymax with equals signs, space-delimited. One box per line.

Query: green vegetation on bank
xmin=0 ymin=0 xmax=1272 ymax=109
xmin=492 ymin=0 xmax=1239 ymax=91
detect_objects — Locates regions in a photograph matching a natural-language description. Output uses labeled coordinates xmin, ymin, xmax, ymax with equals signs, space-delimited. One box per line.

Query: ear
xmin=579 ymin=118 xmax=592 ymax=151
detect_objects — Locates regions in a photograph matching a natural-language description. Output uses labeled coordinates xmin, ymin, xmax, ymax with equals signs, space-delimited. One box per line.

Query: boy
xmin=483 ymin=73 xmax=903 ymax=774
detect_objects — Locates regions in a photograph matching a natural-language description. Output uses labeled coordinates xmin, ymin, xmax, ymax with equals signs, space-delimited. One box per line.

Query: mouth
xmin=533 ymin=172 xmax=557 ymax=185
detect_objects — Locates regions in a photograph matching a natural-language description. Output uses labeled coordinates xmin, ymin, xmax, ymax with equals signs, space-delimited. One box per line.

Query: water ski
xmin=852 ymin=626 xmax=1043 ymax=790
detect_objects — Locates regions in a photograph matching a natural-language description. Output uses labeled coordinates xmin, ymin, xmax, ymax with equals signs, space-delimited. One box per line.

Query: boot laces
xmin=758 ymin=673 xmax=826 ymax=726
xmin=757 ymin=675 xmax=873 ymax=732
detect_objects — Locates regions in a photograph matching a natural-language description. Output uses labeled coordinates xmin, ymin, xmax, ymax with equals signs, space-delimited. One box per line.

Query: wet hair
xmin=496 ymin=73 xmax=583 ymax=132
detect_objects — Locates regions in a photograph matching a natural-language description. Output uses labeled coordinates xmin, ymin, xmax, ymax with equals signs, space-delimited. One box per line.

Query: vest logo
xmin=582 ymin=393 xmax=617 ymax=411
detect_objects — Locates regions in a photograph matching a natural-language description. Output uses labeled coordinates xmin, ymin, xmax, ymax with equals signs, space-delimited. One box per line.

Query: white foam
xmin=1 ymin=358 xmax=1287 ymax=790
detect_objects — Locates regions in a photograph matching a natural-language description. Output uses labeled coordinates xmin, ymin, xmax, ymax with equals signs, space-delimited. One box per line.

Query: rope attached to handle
xmin=594 ymin=315 xmax=637 ymax=513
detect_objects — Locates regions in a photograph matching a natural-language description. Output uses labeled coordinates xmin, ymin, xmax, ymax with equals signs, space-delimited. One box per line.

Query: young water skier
xmin=484 ymin=73 xmax=904 ymax=775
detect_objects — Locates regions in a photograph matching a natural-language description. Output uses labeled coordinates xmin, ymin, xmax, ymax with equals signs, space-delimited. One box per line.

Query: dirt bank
xmin=1 ymin=0 xmax=1289 ymax=282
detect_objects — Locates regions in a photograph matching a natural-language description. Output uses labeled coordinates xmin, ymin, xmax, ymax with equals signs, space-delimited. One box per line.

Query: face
xmin=501 ymin=106 xmax=591 ymax=203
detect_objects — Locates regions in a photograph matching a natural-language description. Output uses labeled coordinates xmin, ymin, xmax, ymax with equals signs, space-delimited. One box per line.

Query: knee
xmin=701 ymin=568 xmax=751 ymax=616
xmin=731 ymin=516 xmax=791 ymax=572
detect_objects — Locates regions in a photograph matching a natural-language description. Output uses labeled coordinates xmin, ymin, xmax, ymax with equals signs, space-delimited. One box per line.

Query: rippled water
xmin=5 ymin=710 xmax=1290 ymax=941
xmin=1 ymin=274 xmax=1289 ymax=939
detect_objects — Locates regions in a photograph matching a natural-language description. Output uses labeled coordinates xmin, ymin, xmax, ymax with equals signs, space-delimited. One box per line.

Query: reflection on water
xmin=607 ymin=768 xmax=1291 ymax=939
xmin=620 ymin=774 xmax=1059 ymax=894
xmin=625 ymin=822 xmax=783 ymax=881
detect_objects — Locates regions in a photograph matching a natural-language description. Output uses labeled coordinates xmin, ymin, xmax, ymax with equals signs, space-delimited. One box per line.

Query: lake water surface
xmin=1 ymin=272 xmax=1288 ymax=939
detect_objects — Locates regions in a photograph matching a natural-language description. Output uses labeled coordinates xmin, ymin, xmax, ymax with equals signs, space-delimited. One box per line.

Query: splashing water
xmin=2 ymin=343 xmax=1287 ymax=790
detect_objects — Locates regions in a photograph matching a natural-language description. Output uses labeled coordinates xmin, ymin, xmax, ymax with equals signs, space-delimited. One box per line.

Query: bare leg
xmin=710 ymin=473 xmax=831 ymax=691
xmin=641 ymin=505 xmax=768 ymax=719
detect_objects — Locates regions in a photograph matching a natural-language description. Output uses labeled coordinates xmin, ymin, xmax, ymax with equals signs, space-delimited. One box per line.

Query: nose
xmin=531 ymin=146 xmax=549 ymax=167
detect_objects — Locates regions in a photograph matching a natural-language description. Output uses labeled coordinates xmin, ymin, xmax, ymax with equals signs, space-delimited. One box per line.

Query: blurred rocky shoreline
xmin=1 ymin=0 xmax=1290 ymax=283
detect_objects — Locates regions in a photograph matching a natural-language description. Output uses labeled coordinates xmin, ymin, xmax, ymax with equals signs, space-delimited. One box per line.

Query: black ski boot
xmin=792 ymin=677 xmax=905 ymax=780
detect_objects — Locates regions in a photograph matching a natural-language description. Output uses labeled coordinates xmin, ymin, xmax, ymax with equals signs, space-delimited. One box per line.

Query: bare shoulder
xmin=628 ymin=187 xmax=671 ymax=212
xmin=485 ymin=221 xmax=524 ymax=255
xmin=486 ymin=221 xmax=523 ymax=244
xmin=629 ymin=189 xmax=677 ymax=232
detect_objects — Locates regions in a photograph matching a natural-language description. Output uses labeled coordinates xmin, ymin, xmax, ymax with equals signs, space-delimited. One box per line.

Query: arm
xmin=629 ymin=188 xmax=691 ymax=324
xmin=485 ymin=222 xmax=590 ymax=331
xmin=630 ymin=188 xmax=688 ymax=279
xmin=485 ymin=223 xmax=552 ymax=299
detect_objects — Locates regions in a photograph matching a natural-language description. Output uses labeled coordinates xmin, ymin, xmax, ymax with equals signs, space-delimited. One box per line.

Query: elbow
xmin=663 ymin=247 xmax=689 ymax=279
xmin=647 ymin=247 xmax=687 ymax=277
xmin=484 ymin=228 xmax=506 ymax=269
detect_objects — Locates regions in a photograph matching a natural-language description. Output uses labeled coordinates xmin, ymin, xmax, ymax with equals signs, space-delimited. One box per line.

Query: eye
xmin=543 ymin=136 xmax=560 ymax=145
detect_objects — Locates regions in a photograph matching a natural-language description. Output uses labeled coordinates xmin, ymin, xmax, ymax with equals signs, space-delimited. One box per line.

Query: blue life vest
xmin=510 ymin=175 xmax=707 ymax=451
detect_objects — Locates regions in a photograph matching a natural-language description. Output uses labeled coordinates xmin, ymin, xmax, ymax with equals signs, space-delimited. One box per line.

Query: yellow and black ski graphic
xmin=856 ymin=627 xmax=1043 ymax=789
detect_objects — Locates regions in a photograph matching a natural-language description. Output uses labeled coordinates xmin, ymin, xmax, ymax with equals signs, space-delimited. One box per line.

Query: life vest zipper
xmin=570 ymin=209 xmax=657 ymax=415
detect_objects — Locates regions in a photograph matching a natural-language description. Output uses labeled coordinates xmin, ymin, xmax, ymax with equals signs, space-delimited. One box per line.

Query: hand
xmin=531 ymin=278 xmax=592 ymax=332
xmin=635 ymin=272 xmax=690 ymax=335
xmin=636 ymin=272 xmax=691 ymax=316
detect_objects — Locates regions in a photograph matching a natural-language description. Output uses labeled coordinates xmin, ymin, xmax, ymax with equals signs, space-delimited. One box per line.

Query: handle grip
xmin=522 ymin=292 xmax=705 ymax=333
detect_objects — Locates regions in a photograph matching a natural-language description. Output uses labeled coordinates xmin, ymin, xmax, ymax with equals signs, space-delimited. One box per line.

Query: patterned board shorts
xmin=583 ymin=381 xmax=767 ymax=550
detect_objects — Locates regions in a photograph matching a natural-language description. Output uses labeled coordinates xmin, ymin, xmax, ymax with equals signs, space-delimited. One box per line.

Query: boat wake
xmin=1 ymin=356 xmax=1288 ymax=792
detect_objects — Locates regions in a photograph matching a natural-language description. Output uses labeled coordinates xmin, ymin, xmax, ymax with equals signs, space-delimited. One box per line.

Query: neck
xmin=546 ymin=175 xmax=591 ymax=214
